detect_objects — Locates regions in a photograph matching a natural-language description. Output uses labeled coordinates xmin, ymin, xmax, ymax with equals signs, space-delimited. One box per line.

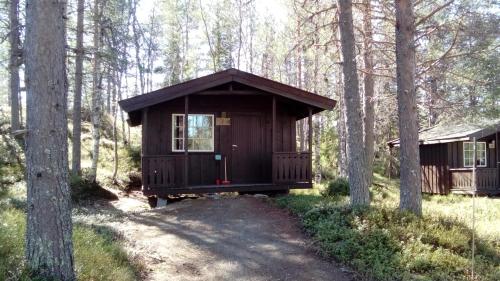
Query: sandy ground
xmin=75 ymin=192 xmax=353 ymax=281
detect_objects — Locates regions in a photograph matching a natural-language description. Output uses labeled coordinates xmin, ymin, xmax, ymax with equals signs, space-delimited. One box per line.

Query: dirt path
xmin=77 ymin=193 xmax=353 ymax=281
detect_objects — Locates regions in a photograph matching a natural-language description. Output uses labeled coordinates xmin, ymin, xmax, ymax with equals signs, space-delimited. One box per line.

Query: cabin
xmin=388 ymin=120 xmax=500 ymax=195
xmin=119 ymin=68 xmax=336 ymax=196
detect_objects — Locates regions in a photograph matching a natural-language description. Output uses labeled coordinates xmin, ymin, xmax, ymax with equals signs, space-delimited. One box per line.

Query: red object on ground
xmin=222 ymin=180 xmax=231 ymax=185
xmin=216 ymin=179 xmax=221 ymax=185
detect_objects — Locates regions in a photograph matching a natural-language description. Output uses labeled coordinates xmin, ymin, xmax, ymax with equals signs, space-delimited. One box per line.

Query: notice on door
xmin=216 ymin=117 xmax=231 ymax=126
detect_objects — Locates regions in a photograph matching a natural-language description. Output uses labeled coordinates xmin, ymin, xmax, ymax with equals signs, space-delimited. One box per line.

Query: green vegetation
xmin=276 ymin=174 xmax=500 ymax=281
xmin=0 ymin=188 xmax=140 ymax=281
xmin=320 ymin=177 xmax=349 ymax=197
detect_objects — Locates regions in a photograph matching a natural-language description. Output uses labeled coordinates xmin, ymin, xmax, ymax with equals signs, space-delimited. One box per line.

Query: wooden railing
xmin=273 ymin=152 xmax=311 ymax=184
xmin=450 ymin=168 xmax=499 ymax=191
xmin=142 ymin=155 xmax=184 ymax=191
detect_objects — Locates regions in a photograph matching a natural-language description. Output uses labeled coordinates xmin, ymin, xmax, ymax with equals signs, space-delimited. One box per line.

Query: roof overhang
xmin=119 ymin=68 xmax=336 ymax=125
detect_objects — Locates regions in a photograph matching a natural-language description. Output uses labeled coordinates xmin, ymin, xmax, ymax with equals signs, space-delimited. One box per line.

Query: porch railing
xmin=273 ymin=152 xmax=312 ymax=184
xmin=142 ymin=155 xmax=184 ymax=191
xmin=450 ymin=168 xmax=498 ymax=191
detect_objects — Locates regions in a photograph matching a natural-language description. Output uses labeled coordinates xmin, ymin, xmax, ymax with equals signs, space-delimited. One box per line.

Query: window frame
xmin=463 ymin=141 xmax=487 ymax=168
xmin=171 ymin=113 xmax=215 ymax=152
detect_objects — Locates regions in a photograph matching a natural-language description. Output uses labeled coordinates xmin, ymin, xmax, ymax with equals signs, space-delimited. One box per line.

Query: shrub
xmin=277 ymin=193 xmax=500 ymax=281
xmin=321 ymin=177 xmax=349 ymax=197
xmin=70 ymin=173 xmax=118 ymax=203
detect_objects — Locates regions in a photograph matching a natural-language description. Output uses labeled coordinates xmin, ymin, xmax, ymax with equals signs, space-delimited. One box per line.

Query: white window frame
xmin=172 ymin=113 xmax=215 ymax=152
xmin=463 ymin=142 xmax=487 ymax=168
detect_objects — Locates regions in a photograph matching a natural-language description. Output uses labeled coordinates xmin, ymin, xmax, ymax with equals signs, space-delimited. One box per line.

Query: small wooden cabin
xmin=388 ymin=120 xmax=500 ymax=195
xmin=119 ymin=68 xmax=336 ymax=196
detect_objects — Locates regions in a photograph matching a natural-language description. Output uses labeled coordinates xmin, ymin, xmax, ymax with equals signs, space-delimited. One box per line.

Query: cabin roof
xmin=118 ymin=68 xmax=336 ymax=115
xmin=388 ymin=119 xmax=500 ymax=147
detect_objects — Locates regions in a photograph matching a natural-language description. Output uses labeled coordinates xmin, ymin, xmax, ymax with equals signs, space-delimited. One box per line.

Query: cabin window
xmin=463 ymin=142 xmax=487 ymax=167
xmin=172 ymin=114 xmax=214 ymax=152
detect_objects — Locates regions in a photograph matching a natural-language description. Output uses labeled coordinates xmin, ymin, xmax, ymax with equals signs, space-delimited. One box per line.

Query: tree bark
xmin=363 ymin=0 xmax=375 ymax=187
xmin=71 ymin=0 xmax=85 ymax=175
xmin=89 ymin=0 xmax=102 ymax=182
xmin=395 ymin=0 xmax=422 ymax=215
xmin=24 ymin=0 xmax=75 ymax=279
xmin=9 ymin=0 xmax=22 ymax=132
xmin=338 ymin=0 xmax=370 ymax=206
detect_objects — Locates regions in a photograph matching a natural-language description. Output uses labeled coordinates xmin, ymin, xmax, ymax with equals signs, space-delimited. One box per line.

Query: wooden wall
xmin=420 ymin=136 xmax=498 ymax=194
xmin=142 ymin=94 xmax=301 ymax=186
xmin=420 ymin=143 xmax=449 ymax=194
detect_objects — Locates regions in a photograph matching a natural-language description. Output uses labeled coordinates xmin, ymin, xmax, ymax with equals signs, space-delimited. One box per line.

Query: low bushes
xmin=70 ymin=173 xmax=118 ymax=203
xmin=321 ymin=177 xmax=349 ymax=197
xmin=276 ymin=195 xmax=500 ymax=281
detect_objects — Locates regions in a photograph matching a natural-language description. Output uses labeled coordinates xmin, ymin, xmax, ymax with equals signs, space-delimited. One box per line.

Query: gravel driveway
xmin=99 ymin=195 xmax=353 ymax=281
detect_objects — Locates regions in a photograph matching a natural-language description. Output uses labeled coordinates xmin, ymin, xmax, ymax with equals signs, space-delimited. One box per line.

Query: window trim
xmin=171 ymin=113 xmax=215 ymax=152
xmin=463 ymin=141 xmax=487 ymax=168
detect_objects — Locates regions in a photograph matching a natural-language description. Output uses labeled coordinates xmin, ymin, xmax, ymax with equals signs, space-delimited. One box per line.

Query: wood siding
xmin=420 ymin=143 xmax=449 ymax=194
xmin=142 ymin=93 xmax=303 ymax=192
xmin=419 ymin=137 xmax=499 ymax=195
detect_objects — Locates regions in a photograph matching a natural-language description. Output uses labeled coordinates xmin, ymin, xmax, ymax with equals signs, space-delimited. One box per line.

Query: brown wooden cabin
xmin=119 ymin=68 xmax=336 ymax=196
xmin=388 ymin=120 xmax=500 ymax=195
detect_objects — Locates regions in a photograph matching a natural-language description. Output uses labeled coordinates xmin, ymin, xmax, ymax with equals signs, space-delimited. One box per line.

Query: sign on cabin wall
xmin=216 ymin=117 xmax=231 ymax=126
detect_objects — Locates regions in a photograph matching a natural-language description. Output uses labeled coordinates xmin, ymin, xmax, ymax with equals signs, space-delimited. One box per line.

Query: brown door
xmin=230 ymin=113 xmax=266 ymax=183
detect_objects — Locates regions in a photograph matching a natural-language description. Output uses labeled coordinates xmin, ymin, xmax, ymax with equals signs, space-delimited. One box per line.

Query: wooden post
xmin=308 ymin=107 xmax=313 ymax=183
xmin=272 ymin=96 xmax=276 ymax=183
xmin=142 ymin=108 xmax=148 ymax=190
xmin=472 ymin=137 xmax=477 ymax=192
xmin=184 ymin=96 xmax=189 ymax=187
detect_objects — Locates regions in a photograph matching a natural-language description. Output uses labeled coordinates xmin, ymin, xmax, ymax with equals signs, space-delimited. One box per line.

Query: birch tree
xmin=24 ymin=0 xmax=75 ymax=279
xmin=395 ymin=0 xmax=422 ymax=215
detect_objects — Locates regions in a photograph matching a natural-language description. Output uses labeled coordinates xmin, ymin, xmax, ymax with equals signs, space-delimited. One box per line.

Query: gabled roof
xmin=118 ymin=68 xmax=336 ymax=113
xmin=388 ymin=119 xmax=500 ymax=147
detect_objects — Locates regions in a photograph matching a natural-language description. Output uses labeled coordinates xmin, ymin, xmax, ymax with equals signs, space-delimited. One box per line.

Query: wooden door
xmin=230 ymin=113 xmax=266 ymax=183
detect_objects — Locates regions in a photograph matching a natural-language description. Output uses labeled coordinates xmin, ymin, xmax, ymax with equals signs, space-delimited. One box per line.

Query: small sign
xmin=216 ymin=117 xmax=231 ymax=126
xmin=215 ymin=154 xmax=222 ymax=161
xmin=489 ymin=142 xmax=495 ymax=149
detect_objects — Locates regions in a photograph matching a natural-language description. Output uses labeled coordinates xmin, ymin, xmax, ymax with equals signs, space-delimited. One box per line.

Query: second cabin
xmin=119 ymin=68 xmax=336 ymax=196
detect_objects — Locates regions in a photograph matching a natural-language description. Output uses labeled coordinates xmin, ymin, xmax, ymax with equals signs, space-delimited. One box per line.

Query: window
xmin=172 ymin=114 xmax=214 ymax=152
xmin=463 ymin=142 xmax=487 ymax=167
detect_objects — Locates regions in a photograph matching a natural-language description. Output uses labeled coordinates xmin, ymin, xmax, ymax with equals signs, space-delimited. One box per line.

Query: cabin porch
xmin=450 ymin=168 xmax=500 ymax=195
xmin=141 ymin=152 xmax=313 ymax=196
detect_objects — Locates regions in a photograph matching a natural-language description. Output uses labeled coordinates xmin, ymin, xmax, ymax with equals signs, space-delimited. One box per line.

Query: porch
xmin=450 ymin=168 xmax=500 ymax=195
xmin=141 ymin=152 xmax=313 ymax=196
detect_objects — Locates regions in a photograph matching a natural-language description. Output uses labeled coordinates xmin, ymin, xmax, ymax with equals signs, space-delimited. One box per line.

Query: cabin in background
xmin=389 ymin=120 xmax=500 ymax=195
xmin=119 ymin=68 xmax=336 ymax=196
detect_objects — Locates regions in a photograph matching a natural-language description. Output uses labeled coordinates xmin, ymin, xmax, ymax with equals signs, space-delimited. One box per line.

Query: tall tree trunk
xmin=90 ymin=0 xmax=102 ymax=182
xmin=363 ymin=0 xmax=375 ymax=187
xmin=395 ymin=0 xmax=422 ymax=215
xmin=71 ymin=0 xmax=85 ymax=175
xmin=112 ymin=71 xmax=120 ymax=181
xmin=338 ymin=0 xmax=370 ymax=206
xmin=9 ymin=0 xmax=21 ymax=132
xmin=337 ymin=61 xmax=348 ymax=178
xmin=24 ymin=0 xmax=75 ymax=279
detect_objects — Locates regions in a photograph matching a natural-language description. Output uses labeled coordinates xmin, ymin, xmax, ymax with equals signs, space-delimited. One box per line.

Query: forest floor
xmin=74 ymin=190 xmax=355 ymax=281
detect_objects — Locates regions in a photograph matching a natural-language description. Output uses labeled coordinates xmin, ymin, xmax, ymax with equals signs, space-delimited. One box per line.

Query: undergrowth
xmin=277 ymin=174 xmax=500 ymax=281
xmin=0 ymin=191 xmax=140 ymax=281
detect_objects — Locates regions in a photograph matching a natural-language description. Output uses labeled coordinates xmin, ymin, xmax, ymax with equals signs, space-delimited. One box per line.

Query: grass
xmin=0 ymin=188 xmax=140 ymax=281
xmin=276 ymin=173 xmax=500 ymax=281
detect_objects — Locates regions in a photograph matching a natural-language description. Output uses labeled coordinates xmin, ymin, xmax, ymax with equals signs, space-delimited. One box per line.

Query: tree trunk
xmin=131 ymin=0 xmax=145 ymax=94
xmin=9 ymin=0 xmax=21 ymax=132
xmin=338 ymin=0 xmax=370 ymax=206
xmin=71 ymin=0 xmax=85 ymax=175
xmin=337 ymin=62 xmax=348 ymax=178
xmin=24 ymin=1 xmax=75 ymax=279
xmin=112 ymin=71 xmax=120 ymax=181
xmin=363 ymin=0 xmax=375 ymax=187
xmin=395 ymin=0 xmax=422 ymax=215
xmin=89 ymin=0 xmax=102 ymax=182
